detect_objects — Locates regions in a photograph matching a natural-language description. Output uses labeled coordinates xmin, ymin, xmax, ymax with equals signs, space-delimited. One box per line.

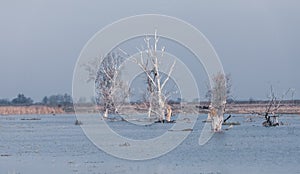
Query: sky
xmin=0 ymin=0 xmax=299 ymax=101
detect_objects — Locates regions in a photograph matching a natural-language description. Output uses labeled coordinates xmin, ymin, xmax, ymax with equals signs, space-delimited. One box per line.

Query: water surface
xmin=0 ymin=114 xmax=299 ymax=174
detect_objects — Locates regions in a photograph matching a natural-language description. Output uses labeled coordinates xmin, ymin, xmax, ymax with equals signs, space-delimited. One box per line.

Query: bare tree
xmin=206 ymin=73 xmax=231 ymax=125
xmin=83 ymin=52 xmax=129 ymax=117
xmin=206 ymin=73 xmax=232 ymax=103
xmin=262 ymin=86 xmax=293 ymax=127
xmin=209 ymin=72 xmax=227 ymax=132
xmin=130 ymin=31 xmax=176 ymax=121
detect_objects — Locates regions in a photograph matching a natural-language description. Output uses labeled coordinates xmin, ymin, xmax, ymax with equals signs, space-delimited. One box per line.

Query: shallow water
xmin=0 ymin=114 xmax=299 ymax=174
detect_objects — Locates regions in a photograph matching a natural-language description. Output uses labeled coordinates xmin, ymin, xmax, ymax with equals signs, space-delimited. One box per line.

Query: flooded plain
xmin=0 ymin=114 xmax=299 ymax=174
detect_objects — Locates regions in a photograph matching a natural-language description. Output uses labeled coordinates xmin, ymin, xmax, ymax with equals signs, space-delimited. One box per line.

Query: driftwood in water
xmin=75 ymin=120 xmax=83 ymax=125
xmin=222 ymin=122 xmax=241 ymax=126
xmin=154 ymin=120 xmax=176 ymax=123
xmin=262 ymin=114 xmax=279 ymax=127
xmin=20 ymin=118 xmax=41 ymax=121
xmin=262 ymin=86 xmax=294 ymax=127
xmin=261 ymin=86 xmax=293 ymax=127
xmin=222 ymin=115 xmax=240 ymax=125
xmin=223 ymin=115 xmax=231 ymax=123
xmin=168 ymin=128 xmax=193 ymax=132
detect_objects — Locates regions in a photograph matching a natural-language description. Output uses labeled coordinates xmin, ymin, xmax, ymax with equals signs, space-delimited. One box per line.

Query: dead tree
xmin=131 ymin=31 xmax=176 ymax=121
xmin=206 ymin=73 xmax=231 ymax=127
xmin=209 ymin=72 xmax=227 ymax=132
xmin=83 ymin=52 xmax=129 ymax=117
xmin=262 ymin=86 xmax=292 ymax=127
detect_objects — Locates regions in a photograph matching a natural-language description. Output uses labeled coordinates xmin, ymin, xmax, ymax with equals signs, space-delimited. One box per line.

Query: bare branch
xmin=154 ymin=29 xmax=159 ymax=52
xmin=129 ymin=57 xmax=157 ymax=88
xmin=161 ymin=46 xmax=165 ymax=57
xmin=161 ymin=60 xmax=176 ymax=90
xmin=81 ymin=56 xmax=102 ymax=82
xmin=118 ymin=47 xmax=130 ymax=57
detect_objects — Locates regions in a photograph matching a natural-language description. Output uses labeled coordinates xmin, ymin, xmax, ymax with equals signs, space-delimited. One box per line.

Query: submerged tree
xmin=84 ymin=31 xmax=177 ymax=121
xmin=209 ymin=73 xmax=227 ymax=132
xmin=83 ymin=52 xmax=129 ymax=117
xmin=262 ymin=86 xmax=294 ymax=127
xmin=206 ymin=73 xmax=231 ymax=131
xmin=130 ymin=31 xmax=176 ymax=121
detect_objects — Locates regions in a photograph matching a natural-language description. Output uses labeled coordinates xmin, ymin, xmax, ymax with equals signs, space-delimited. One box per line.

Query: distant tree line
xmin=0 ymin=94 xmax=33 ymax=106
xmin=41 ymin=93 xmax=73 ymax=107
xmin=0 ymin=93 xmax=73 ymax=106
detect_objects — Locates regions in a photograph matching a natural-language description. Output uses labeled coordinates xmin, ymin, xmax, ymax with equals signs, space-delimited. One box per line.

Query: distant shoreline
xmin=1 ymin=103 xmax=300 ymax=116
xmin=0 ymin=105 xmax=65 ymax=115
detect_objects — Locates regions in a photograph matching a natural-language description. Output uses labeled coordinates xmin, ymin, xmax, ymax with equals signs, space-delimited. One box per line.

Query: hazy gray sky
xmin=0 ymin=0 xmax=299 ymax=101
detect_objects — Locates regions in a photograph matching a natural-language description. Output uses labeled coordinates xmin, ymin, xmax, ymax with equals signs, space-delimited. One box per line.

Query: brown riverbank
xmin=82 ymin=103 xmax=300 ymax=115
xmin=173 ymin=103 xmax=300 ymax=115
xmin=0 ymin=106 xmax=64 ymax=115
xmin=1 ymin=103 xmax=300 ymax=115
xmin=225 ymin=103 xmax=300 ymax=114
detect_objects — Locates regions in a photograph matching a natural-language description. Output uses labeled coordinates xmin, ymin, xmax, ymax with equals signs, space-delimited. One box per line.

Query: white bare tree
xmin=210 ymin=72 xmax=227 ymax=132
xmin=83 ymin=52 xmax=129 ymax=118
xmin=206 ymin=73 xmax=231 ymax=126
xmin=206 ymin=73 xmax=232 ymax=103
xmin=130 ymin=31 xmax=176 ymax=121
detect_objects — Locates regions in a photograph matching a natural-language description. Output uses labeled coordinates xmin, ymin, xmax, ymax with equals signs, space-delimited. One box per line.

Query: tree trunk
xmin=207 ymin=112 xmax=212 ymax=121
xmin=103 ymin=108 xmax=108 ymax=118
xmin=210 ymin=106 xmax=225 ymax=132
xmin=212 ymin=116 xmax=222 ymax=132
xmin=166 ymin=106 xmax=172 ymax=122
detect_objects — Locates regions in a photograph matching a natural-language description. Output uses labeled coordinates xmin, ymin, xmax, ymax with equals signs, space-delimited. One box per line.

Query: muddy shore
xmin=0 ymin=106 xmax=64 ymax=115
xmin=1 ymin=103 xmax=300 ymax=115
